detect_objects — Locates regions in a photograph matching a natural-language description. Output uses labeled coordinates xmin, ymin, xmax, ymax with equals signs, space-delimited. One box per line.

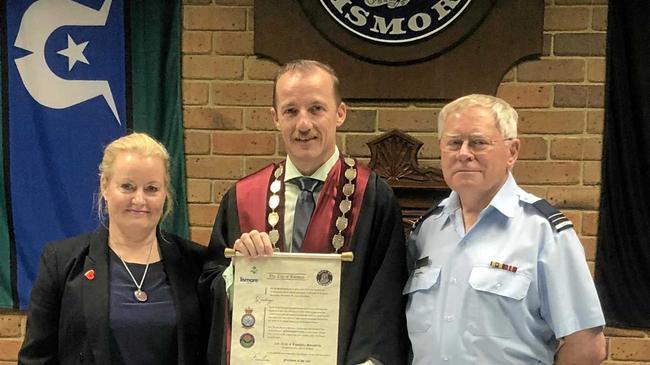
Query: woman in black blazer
xmin=19 ymin=133 xmax=206 ymax=364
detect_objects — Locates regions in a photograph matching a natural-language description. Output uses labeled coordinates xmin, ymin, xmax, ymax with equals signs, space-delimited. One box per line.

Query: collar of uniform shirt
xmin=439 ymin=171 xmax=520 ymax=222
xmin=284 ymin=146 xmax=340 ymax=183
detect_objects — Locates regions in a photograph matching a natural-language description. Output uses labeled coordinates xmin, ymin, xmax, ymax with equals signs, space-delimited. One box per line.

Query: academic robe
xmin=200 ymin=162 xmax=409 ymax=365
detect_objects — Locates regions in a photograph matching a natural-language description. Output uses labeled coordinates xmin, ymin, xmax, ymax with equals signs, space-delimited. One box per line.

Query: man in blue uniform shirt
xmin=404 ymin=94 xmax=606 ymax=364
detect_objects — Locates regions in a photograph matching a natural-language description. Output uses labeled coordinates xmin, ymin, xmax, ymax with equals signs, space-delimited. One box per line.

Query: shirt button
xmin=495 ymin=282 xmax=502 ymax=288
xmin=450 ymin=277 xmax=457 ymax=284
xmin=442 ymin=356 xmax=449 ymax=361
xmin=444 ymin=315 xmax=454 ymax=322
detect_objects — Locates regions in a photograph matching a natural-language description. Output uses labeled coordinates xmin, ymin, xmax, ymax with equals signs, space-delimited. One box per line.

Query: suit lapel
xmin=83 ymin=227 xmax=112 ymax=365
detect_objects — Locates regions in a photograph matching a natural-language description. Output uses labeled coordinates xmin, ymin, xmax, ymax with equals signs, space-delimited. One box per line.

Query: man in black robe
xmin=201 ymin=60 xmax=409 ymax=365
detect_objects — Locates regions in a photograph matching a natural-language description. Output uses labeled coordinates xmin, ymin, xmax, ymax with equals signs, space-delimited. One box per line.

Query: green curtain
xmin=0 ymin=37 xmax=15 ymax=308
xmin=129 ymin=0 xmax=188 ymax=238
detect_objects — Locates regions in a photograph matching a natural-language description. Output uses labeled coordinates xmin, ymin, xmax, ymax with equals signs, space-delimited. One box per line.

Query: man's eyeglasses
xmin=441 ymin=135 xmax=513 ymax=153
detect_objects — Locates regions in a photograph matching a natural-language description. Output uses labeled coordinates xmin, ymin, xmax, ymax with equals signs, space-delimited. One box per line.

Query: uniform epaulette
xmin=531 ymin=199 xmax=574 ymax=233
xmin=411 ymin=205 xmax=443 ymax=232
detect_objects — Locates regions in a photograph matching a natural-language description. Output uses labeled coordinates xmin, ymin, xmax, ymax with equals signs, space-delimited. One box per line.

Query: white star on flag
xmin=57 ymin=34 xmax=90 ymax=71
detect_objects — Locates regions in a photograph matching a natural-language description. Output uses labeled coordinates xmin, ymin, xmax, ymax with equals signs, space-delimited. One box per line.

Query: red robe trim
xmin=235 ymin=157 xmax=370 ymax=253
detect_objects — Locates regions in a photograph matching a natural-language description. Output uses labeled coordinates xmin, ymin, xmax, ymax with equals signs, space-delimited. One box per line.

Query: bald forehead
xmin=275 ymin=69 xmax=337 ymax=103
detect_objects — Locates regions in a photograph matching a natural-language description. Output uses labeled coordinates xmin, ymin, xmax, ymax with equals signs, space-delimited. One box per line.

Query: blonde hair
xmin=97 ymin=132 xmax=173 ymax=223
xmin=438 ymin=94 xmax=518 ymax=139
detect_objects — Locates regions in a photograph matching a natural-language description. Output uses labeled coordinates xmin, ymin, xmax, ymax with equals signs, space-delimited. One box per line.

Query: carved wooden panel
xmin=366 ymin=129 xmax=450 ymax=228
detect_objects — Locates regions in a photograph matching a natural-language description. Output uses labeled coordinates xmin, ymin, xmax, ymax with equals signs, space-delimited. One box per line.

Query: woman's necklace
xmin=111 ymin=239 xmax=155 ymax=302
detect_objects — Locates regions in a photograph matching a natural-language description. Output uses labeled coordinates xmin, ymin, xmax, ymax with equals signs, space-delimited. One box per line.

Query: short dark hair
xmin=272 ymin=59 xmax=342 ymax=108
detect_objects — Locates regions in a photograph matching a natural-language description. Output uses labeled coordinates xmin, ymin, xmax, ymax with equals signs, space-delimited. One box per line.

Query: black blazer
xmin=18 ymin=227 xmax=206 ymax=365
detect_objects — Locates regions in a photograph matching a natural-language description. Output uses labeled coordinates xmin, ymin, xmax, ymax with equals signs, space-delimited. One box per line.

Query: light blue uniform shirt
xmin=404 ymin=173 xmax=605 ymax=365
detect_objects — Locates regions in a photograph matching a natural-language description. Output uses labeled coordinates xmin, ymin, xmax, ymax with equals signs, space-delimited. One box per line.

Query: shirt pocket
xmin=467 ymin=266 xmax=532 ymax=337
xmin=468 ymin=267 xmax=531 ymax=300
xmin=403 ymin=266 xmax=441 ymax=334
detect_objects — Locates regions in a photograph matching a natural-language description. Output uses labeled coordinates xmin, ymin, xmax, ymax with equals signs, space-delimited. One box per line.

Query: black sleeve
xmin=346 ymin=177 xmax=410 ymax=365
xmin=198 ymin=187 xmax=239 ymax=365
xmin=18 ymin=245 xmax=62 ymax=365
xmin=206 ymin=187 xmax=240 ymax=269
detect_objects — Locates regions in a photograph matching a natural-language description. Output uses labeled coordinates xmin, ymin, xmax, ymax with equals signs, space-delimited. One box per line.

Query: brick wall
xmin=2 ymin=0 xmax=649 ymax=363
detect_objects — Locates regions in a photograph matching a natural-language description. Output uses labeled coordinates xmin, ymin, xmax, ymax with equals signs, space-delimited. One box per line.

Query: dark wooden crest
xmin=366 ymin=129 xmax=450 ymax=227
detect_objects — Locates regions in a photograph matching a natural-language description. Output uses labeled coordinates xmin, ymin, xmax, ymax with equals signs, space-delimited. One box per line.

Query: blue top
xmin=109 ymin=250 xmax=178 ymax=365
xmin=404 ymin=173 xmax=605 ymax=365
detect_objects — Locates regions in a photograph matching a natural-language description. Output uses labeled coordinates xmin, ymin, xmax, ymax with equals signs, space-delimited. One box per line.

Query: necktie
xmin=289 ymin=177 xmax=322 ymax=252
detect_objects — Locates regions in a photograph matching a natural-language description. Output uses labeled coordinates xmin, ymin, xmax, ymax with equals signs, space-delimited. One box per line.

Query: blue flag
xmin=1 ymin=0 xmax=187 ymax=309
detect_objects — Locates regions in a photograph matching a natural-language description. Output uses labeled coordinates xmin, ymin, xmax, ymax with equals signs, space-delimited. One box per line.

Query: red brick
xmin=184 ymin=131 xmax=211 ymax=155
xmin=182 ymin=55 xmax=243 ymax=80
xmin=554 ymin=85 xmax=604 ymax=108
xmin=582 ymin=211 xmax=599 ymax=236
xmin=518 ymin=111 xmax=585 ymax=134
xmin=564 ymin=210 xmax=582 ymax=233
xmin=190 ymin=227 xmax=212 ymax=246
xmin=212 ymin=132 xmax=275 ymax=155
xmin=609 ymin=338 xmax=650 ymax=361
xmin=244 ymin=107 xmax=274 ymax=130
xmin=592 ymin=6 xmax=608 ymax=31
xmin=213 ymin=180 xmax=237 ymax=203
xmin=604 ymin=328 xmax=648 ymax=338
xmin=212 ymin=82 xmax=273 ymax=106
xmin=554 ymin=33 xmax=606 ymax=56
xmin=551 ymin=136 xmax=602 ymax=160
xmin=244 ymin=157 xmax=282 ymax=175
xmin=542 ymin=34 xmax=552 ymax=57
xmin=587 ymin=58 xmax=606 ymax=83
xmin=520 ymin=185 xmax=547 ymax=199
xmin=496 ymin=84 xmax=552 ymax=108
xmin=0 ymin=315 xmax=22 ymax=337
xmin=502 ymin=68 xmax=515 ymax=82
xmin=513 ymin=161 xmax=581 ymax=184
xmin=182 ymin=82 xmax=209 ymax=105
xmin=555 ymin=0 xmax=606 ymax=4
xmin=411 ymin=133 xmax=440 ymax=159
xmin=245 ymin=57 xmax=278 ymax=80
xmin=188 ymin=204 xmax=218 ymax=226
xmin=587 ymin=110 xmax=604 ymax=133
xmin=214 ymin=0 xmax=253 ymax=4
xmin=184 ymin=6 xmax=246 ymax=31
xmin=583 ymin=161 xmax=601 ymax=185
xmin=340 ymin=109 xmax=377 ymax=132
xmin=345 ymin=134 xmax=374 ymax=158
xmin=378 ymin=109 xmax=437 ymax=132
xmin=187 ymin=179 xmax=212 ymax=203
xmin=182 ymin=31 xmax=211 ymax=54
xmin=0 ymin=339 xmax=21 ymax=361
xmin=547 ymin=186 xmax=600 ymax=210
xmin=184 ymin=107 xmax=243 ymax=130
xmin=518 ymin=59 xmax=585 ymax=82
xmin=213 ymin=31 xmax=253 ymax=55
xmin=518 ymin=136 xmax=548 ymax=160
xmin=186 ymin=156 xmax=242 ymax=179
xmin=247 ymin=8 xmax=254 ymax=30
xmin=580 ymin=236 xmax=597 ymax=261
xmin=544 ymin=7 xmax=590 ymax=31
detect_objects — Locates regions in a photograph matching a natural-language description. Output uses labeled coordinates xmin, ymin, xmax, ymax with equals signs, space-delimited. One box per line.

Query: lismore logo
xmin=320 ymin=0 xmax=472 ymax=43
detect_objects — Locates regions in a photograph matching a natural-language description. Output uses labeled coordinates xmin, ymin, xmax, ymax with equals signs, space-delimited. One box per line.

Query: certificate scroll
xmin=228 ymin=250 xmax=352 ymax=364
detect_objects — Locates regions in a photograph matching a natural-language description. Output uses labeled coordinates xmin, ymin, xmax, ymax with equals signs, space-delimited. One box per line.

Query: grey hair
xmin=437 ymin=94 xmax=518 ymax=139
